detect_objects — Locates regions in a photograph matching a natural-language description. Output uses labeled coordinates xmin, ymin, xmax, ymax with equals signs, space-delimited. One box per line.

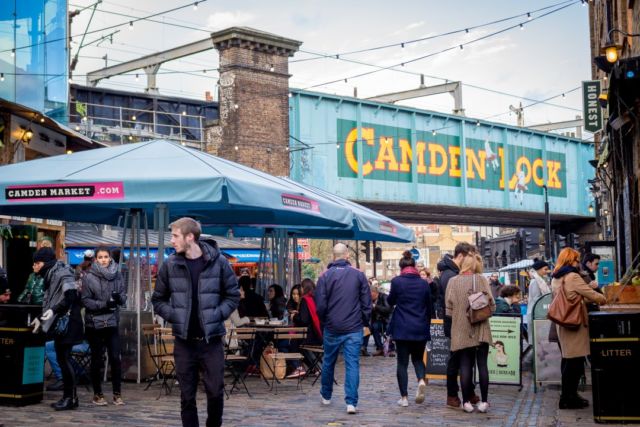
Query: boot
xmin=52 ymin=397 xmax=76 ymax=411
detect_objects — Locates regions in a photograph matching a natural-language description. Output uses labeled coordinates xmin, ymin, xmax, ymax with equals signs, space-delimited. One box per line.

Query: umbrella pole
xmin=143 ymin=211 xmax=153 ymax=317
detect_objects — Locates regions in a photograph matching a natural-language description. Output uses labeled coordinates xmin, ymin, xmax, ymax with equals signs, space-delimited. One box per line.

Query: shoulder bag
xmin=53 ymin=310 xmax=70 ymax=337
xmin=467 ymin=275 xmax=492 ymax=324
xmin=547 ymin=277 xmax=583 ymax=330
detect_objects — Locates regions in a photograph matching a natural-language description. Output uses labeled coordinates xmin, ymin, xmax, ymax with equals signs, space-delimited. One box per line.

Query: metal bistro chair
xmin=269 ymin=327 xmax=307 ymax=394
xmin=143 ymin=325 xmax=176 ymax=398
xmin=224 ymin=327 xmax=256 ymax=398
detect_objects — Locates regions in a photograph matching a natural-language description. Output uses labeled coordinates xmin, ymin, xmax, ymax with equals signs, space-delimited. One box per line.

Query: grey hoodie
xmin=81 ymin=261 xmax=127 ymax=329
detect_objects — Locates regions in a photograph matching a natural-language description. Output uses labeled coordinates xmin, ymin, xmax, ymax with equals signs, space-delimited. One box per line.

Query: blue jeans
xmin=321 ymin=329 xmax=363 ymax=407
xmin=362 ymin=319 xmax=384 ymax=350
xmin=45 ymin=340 xmax=89 ymax=380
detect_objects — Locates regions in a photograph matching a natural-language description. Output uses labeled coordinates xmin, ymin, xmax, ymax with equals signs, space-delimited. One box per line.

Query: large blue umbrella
xmin=0 ymin=139 xmax=353 ymax=228
xmin=204 ymin=178 xmax=415 ymax=243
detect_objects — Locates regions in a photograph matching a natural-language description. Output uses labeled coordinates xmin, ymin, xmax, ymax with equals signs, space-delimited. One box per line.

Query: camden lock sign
xmin=337 ymin=119 xmax=567 ymax=198
xmin=582 ymin=80 xmax=603 ymax=133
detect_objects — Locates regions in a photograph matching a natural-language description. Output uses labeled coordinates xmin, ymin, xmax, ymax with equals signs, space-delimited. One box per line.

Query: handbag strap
xmin=472 ymin=274 xmax=477 ymax=293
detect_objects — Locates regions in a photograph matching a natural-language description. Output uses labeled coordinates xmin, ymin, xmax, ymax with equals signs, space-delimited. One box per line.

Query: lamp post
xmin=543 ymin=185 xmax=551 ymax=260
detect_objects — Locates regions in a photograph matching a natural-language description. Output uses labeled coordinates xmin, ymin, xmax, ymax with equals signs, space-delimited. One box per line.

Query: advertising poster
xmin=425 ymin=319 xmax=450 ymax=380
xmin=483 ymin=315 xmax=522 ymax=386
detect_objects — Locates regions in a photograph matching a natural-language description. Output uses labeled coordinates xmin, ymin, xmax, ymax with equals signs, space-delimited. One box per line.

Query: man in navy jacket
xmin=315 ymin=243 xmax=371 ymax=415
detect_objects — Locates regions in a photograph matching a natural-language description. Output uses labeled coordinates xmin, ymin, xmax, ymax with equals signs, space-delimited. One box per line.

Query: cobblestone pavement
xmin=1 ymin=353 xmax=622 ymax=427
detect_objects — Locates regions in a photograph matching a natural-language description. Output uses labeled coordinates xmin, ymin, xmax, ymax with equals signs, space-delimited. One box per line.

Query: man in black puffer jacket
xmin=152 ymin=218 xmax=240 ymax=427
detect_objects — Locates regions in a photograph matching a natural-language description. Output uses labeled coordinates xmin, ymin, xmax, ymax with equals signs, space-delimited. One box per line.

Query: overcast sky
xmin=70 ymin=0 xmax=591 ymax=133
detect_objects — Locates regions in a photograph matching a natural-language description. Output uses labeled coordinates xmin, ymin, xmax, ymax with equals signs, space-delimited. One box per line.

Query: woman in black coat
xmin=31 ymin=248 xmax=83 ymax=411
xmin=81 ymin=247 xmax=127 ymax=406
xmin=268 ymin=284 xmax=287 ymax=320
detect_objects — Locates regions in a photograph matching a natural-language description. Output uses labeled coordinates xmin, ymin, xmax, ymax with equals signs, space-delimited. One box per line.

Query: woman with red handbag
xmin=445 ymin=254 xmax=495 ymax=413
xmin=550 ymin=248 xmax=606 ymax=410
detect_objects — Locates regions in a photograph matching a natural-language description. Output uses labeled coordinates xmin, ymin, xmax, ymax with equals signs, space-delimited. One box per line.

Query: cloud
xmin=406 ymin=21 xmax=424 ymax=30
xmin=207 ymin=11 xmax=254 ymax=30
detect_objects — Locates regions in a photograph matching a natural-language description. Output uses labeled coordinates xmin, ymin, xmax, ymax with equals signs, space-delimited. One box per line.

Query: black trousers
xmin=458 ymin=343 xmax=489 ymax=403
xmin=395 ymin=340 xmax=427 ymax=397
xmin=446 ymin=350 xmax=460 ymax=397
xmin=54 ymin=340 xmax=76 ymax=399
xmin=561 ymin=356 xmax=585 ymax=399
xmin=174 ymin=336 xmax=225 ymax=427
xmin=86 ymin=326 xmax=122 ymax=395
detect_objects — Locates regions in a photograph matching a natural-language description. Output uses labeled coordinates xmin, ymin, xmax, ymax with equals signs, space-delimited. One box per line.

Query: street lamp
xmin=603 ymin=28 xmax=640 ymax=63
xmin=588 ymin=202 xmax=594 ymax=214
xmin=543 ymin=185 xmax=551 ymax=260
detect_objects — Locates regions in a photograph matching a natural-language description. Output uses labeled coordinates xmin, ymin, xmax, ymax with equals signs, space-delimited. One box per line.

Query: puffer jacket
xmin=437 ymin=254 xmax=459 ymax=337
xmin=81 ymin=261 xmax=127 ymax=329
xmin=42 ymin=261 xmax=84 ymax=344
xmin=152 ymin=240 xmax=240 ymax=341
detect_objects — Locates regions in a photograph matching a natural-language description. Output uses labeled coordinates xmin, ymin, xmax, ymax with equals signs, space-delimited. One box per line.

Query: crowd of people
xmin=0 ymin=217 xmax=611 ymax=425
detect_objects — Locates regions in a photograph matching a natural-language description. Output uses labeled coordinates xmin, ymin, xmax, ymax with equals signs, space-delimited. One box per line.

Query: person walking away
xmin=29 ymin=247 xmax=83 ymax=411
xmin=387 ymin=251 xmax=431 ymax=408
xmin=438 ymin=242 xmax=478 ymax=408
xmin=495 ymin=285 xmax=522 ymax=314
xmin=526 ymin=259 xmax=550 ymax=326
xmin=362 ymin=283 xmax=391 ymax=357
xmin=550 ymin=248 xmax=606 ymax=410
xmin=445 ymin=255 xmax=495 ymax=413
xmin=315 ymin=243 xmax=372 ymax=415
xmin=420 ymin=268 xmax=439 ymax=319
xmin=152 ymin=218 xmax=240 ymax=427
xmin=81 ymin=247 xmax=127 ymax=406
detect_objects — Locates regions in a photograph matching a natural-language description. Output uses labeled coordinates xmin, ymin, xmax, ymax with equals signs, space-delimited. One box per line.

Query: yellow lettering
xmin=532 ymin=158 xmax=544 ymax=187
xmin=428 ymin=143 xmax=447 ymax=175
xmin=448 ymin=146 xmax=461 ymax=178
xmin=547 ymin=160 xmax=562 ymax=188
xmin=345 ymin=127 xmax=375 ymax=176
xmin=466 ymin=148 xmax=486 ymax=180
xmin=398 ymin=139 xmax=411 ymax=172
xmin=398 ymin=140 xmax=427 ymax=174
xmin=499 ymin=147 xmax=505 ymax=189
xmin=374 ymin=137 xmax=399 ymax=171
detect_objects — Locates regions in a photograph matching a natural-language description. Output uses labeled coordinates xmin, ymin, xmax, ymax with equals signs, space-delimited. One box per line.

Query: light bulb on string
xmin=520 ymin=23 xmax=524 ymax=30
xmin=129 ymin=21 xmax=134 ymax=31
xmin=0 ymin=73 xmax=4 ymax=82
xmin=527 ymin=12 xmax=531 ymax=20
xmin=135 ymin=74 xmax=139 ymax=82
xmin=459 ymin=45 xmax=463 ymax=50
xmin=193 ymin=2 xmax=198 ymax=10
xmin=10 ymin=49 xmax=15 ymax=57
xmin=432 ymin=130 xmax=437 ymax=136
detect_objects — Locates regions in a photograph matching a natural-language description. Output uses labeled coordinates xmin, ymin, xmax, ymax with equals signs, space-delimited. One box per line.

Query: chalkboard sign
xmin=425 ymin=319 xmax=450 ymax=379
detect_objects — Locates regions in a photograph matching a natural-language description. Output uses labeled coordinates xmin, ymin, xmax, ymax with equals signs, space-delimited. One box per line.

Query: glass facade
xmin=0 ymin=0 xmax=68 ymax=123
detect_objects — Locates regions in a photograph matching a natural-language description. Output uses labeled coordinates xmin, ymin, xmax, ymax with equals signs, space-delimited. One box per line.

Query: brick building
xmin=589 ymin=1 xmax=640 ymax=274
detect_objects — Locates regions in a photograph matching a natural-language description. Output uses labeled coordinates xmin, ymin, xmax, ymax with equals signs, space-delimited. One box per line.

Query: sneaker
xmin=92 ymin=394 xmax=107 ymax=406
xmin=113 ymin=394 xmax=125 ymax=406
xmin=397 ymin=397 xmax=409 ymax=407
xmin=463 ymin=402 xmax=475 ymax=413
xmin=415 ymin=380 xmax=426 ymax=404
xmin=286 ymin=367 xmax=306 ymax=379
xmin=477 ymin=402 xmax=489 ymax=413
xmin=346 ymin=404 xmax=357 ymax=414
xmin=446 ymin=396 xmax=461 ymax=408
xmin=321 ymin=397 xmax=331 ymax=405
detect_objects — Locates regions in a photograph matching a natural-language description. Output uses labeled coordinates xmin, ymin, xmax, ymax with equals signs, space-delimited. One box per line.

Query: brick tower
xmin=208 ymin=27 xmax=301 ymax=177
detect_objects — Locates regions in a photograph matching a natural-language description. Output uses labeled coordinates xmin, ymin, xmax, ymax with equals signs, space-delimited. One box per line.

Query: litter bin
xmin=589 ymin=311 xmax=640 ymax=424
xmin=0 ymin=304 xmax=45 ymax=406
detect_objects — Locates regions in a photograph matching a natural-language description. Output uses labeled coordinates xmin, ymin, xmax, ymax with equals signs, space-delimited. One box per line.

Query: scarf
xmin=401 ymin=266 xmax=419 ymax=275
xmin=529 ymin=268 xmax=550 ymax=295
xmin=552 ymin=265 xmax=578 ymax=279
xmin=302 ymin=294 xmax=322 ymax=339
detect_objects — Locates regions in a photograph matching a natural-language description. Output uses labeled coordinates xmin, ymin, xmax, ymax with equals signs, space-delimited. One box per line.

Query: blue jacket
xmin=315 ymin=259 xmax=371 ymax=334
xmin=387 ymin=271 xmax=432 ymax=341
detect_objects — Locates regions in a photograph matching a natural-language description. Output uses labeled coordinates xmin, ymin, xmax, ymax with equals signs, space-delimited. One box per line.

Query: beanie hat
xmin=33 ymin=247 xmax=56 ymax=263
xmin=532 ymin=258 xmax=549 ymax=271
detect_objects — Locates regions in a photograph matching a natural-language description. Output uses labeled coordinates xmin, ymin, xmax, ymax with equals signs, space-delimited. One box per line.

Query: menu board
xmin=425 ymin=319 xmax=450 ymax=379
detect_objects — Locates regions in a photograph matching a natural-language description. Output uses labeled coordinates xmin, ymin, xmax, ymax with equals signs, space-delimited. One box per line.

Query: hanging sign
xmin=582 ymin=80 xmax=603 ymax=133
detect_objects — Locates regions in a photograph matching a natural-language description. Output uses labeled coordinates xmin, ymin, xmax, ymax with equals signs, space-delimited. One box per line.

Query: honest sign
xmin=337 ymin=119 xmax=567 ymax=197
xmin=582 ymin=80 xmax=602 ymax=133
